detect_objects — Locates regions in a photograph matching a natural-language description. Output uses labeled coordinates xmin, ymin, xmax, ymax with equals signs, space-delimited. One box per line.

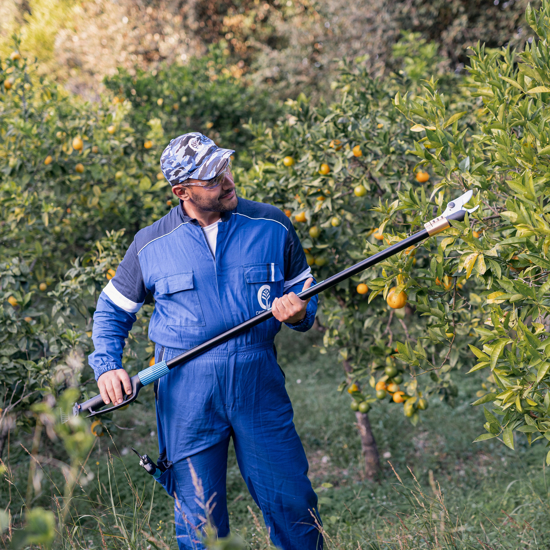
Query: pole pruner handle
xmin=73 ymin=373 xmax=144 ymax=418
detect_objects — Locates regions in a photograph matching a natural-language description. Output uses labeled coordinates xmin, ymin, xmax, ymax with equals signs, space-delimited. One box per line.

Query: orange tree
xmin=393 ymin=0 xmax=550 ymax=463
xmin=243 ymin=36 xmax=473 ymax=478
xmin=104 ymin=45 xmax=280 ymax=166
xmin=0 ymin=44 xmax=274 ymax=454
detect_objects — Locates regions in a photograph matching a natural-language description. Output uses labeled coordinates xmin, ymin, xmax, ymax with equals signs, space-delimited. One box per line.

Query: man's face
xmin=173 ymin=169 xmax=238 ymax=212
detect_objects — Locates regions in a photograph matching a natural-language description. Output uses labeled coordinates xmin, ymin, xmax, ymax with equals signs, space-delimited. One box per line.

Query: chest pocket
xmin=154 ymin=272 xmax=205 ymax=327
xmin=244 ymin=263 xmax=284 ymax=315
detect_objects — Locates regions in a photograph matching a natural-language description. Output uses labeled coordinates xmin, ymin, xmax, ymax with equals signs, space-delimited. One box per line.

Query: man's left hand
xmin=271 ymin=278 xmax=313 ymax=325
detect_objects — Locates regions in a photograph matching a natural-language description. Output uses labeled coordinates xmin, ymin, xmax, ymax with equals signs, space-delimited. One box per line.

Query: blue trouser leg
xmin=229 ymin=347 xmax=323 ymax=550
xmin=171 ymin=439 xmax=231 ymax=550
xmin=157 ymin=344 xmax=322 ymax=550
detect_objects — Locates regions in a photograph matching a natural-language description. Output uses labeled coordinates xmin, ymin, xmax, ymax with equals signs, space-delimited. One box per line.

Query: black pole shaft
xmin=166 ymin=227 xmax=429 ymax=371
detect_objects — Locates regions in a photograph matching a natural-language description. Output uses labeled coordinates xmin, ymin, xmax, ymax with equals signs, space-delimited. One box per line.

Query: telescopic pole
xmin=73 ymin=192 xmax=475 ymax=418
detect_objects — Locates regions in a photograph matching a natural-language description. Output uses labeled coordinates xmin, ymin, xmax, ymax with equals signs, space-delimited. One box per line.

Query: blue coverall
xmin=89 ymin=198 xmax=323 ymax=549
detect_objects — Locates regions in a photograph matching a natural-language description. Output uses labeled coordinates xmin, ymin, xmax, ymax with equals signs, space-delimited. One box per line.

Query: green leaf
xmin=490 ymin=339 xmax=510 ymax=370
xmin=468 ymin=361 xmax=491 ymax=373
xmin=464 ymin=252 xmax=479 ymax=279
xmin=499 ymin=76 xmax=524 ymax=91
xmin=471 ymin=393 xmax=497 ymax=406
xmin=484 ymin=407 xmax=500 ymax=427
xmin=443 ymin=111 xmax=467 ymax=129
xmin=537 ymin=362 xmax=550 ymax=385
xmin=527 ymin=86 xmax=550 ymax=93
xmin=475 ymin=254 xmax=487 ymax=275
xmin=468 ymin=344 xmax=490 ymax=360
xmin=517 ymin=425 xmax=539 ymax=432
xmin=502 ymin=426 xmax=514 ymax=449
xmin=474 ymin=433 xmax=498 ymax=442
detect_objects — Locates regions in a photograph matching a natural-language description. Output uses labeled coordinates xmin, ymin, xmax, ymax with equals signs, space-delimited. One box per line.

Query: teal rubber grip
xmin=138 ymin=361 xmax=170 ymax=386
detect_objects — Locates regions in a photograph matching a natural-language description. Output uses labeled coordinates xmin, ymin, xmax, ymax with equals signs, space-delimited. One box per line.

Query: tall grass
xmin=2 ymin=328 xmax=550 ymax=548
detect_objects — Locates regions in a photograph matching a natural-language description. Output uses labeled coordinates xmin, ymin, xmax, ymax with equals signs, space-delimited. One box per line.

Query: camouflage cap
xmin=160 ymin=132 xmax=235 ymax=187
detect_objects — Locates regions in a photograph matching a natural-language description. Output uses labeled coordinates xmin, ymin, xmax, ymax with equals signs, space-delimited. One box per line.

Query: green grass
xmin=4 ymin=326 xmax=550 ymax=548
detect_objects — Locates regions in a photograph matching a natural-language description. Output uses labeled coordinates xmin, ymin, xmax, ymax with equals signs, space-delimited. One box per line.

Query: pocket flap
xmin=155 ymin=273 xmax=194 ymax=295
xmin=245 ymin=263 xmax=283 ymax=283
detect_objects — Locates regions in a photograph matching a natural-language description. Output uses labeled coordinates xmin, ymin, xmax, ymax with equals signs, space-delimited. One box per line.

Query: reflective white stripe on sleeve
xmin=271 ymin=262 xmax=275 ymax=282
xmin=103 ymin=280 xmax=143 ymax=313
xmin=283 ymin=267 xmax=312 ymax=292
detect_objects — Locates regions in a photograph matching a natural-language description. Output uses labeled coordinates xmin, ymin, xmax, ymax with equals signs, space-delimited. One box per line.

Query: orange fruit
xmin=44 ymin=156 xmax=53 ymax=165
xmin=75 ymin=163 xmax=85 ymax=173
xmin=39 ymin=282 xmax=47 ymax=291
xmin=387 ymin=287 xmax=407 ymax=309
xmin=24 ymin=316 xmax=32 ymax=323
xmin=157 ymin=172 xmax=165 ymax=180
xmin=4 ymin=78 xmax=14 ymax=90
xmin=354 ymin=185 xmax=367 ymax=197
xmin=315 ymin=257 xmax=327 ymax=266
xmin=319 ymin=163 xmax=330 ymax=175
xmin=331 ymin=217 xmax=341 ymax=227
xmin=387 ymin=383 xmax=400 ymax=393
xmin=415 ymin=171 xmax=429 ymax=183
xmin=376 ymin=389 xmax=387 ymax=399
xmin=329 ymin=139 xmax=342 ymax=151
xmin=373 ymin=229 xmax=384 ymax=241
xmin=309 ymin=226 xmax=321 ymax=238
xmin=90 ymin=420 xmax=104 ymax=437
xmin=7 ymin=296 xmax=18 ymax=307
xmin=284 ymin=209 xmax=292 ymax=217
xmin=358 ymin=401 xmax=370 ymax=413
xmin=347 ymin=383 xmax=360 ymax=394
xmin=356 ymin=283 xmax=368 ymax=295
xmin=107 ymin=125 xmax=116 ymax=134
xmin=305 ymin=254 xmax=315 ymax=266
xmin=393 ymin=391 xmax=406 ymax=403
xmin=149 ymin=357 xmax=155 ymax=367
xmin=106 ymin=268 xmax=116 ymax=280
xmin=10 ymin=52 xmax=21 ymax=61
xmin=317 ymin=195 xmax=326 ymax=201
xmin=283 ymin=157 xmax=294 ymax=166
xmin=144 ymin=140 xmax=153 ymax=149
xmin=375 ymin=380 xmax=387 ymax=391
xmin=352 ymin=145 xmax=362 ymax=157
xmin=385 ymin=364 xmax=398 ymax=378
xmin=473 ymin=231 xmax=480 ymax=238
xmin=295 ymin=211 xmax=307 ymax=223
xmin=92 ymin=145 xmax=99 ymax=154
xmin=72 ymin=137 xmax=83 ymax=151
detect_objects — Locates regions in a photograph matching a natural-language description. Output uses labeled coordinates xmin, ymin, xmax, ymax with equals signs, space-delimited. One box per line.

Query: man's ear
xmin=172 ymin=185 xmax=190 ymax=200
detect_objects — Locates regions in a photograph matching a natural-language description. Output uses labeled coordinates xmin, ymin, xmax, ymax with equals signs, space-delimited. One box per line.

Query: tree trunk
xmin=343 ymin=360 xmax=380 ymax=480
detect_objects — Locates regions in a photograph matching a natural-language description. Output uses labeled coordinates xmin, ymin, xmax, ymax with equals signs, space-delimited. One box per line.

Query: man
xmin=89 ymin=132 xmax=323 ymax=549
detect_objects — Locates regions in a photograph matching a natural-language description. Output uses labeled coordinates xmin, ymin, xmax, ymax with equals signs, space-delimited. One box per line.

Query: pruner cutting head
xmin=441 ymin=190 xmax=479 ymax=218
xmin=424 ymin=190 xmax=479 ymax=236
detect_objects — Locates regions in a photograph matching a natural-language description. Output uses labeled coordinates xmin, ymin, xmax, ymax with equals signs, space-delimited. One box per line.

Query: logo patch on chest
xmin=257 ymin=284 xmax=271 ymax=310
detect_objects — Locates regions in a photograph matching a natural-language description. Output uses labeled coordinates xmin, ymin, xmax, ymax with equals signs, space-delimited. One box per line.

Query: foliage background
xmin=3 ymin=0 xmax=550 ymax=547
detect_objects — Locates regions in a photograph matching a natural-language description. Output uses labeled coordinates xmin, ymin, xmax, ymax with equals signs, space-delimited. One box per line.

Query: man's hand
xmin=272 ymin=278 xmax=313 ymax=325
xmin=98 ymin=369 xmax=132 ymax=405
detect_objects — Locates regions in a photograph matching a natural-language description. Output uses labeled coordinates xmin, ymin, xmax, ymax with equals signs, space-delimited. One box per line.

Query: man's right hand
xmin=98 ymin=369 xmax=132 ymax=405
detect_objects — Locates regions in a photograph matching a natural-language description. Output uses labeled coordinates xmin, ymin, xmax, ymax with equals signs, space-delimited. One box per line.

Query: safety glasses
xmin=187 ymin=161 xmax=232 ymax=190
